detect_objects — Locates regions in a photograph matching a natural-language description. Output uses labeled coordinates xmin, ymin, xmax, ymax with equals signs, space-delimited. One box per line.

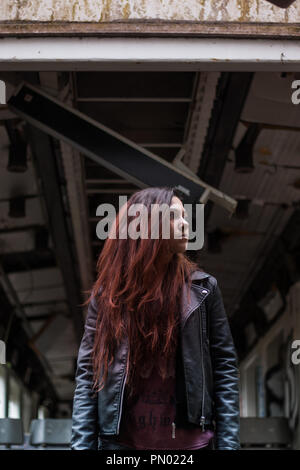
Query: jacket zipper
xmin=116 ymin=363 xmax=128 ymax=434
xmin=171 ymin=421 xmax=176 ymax=439
xmin=199 ymin=303 xmax=206 ymax=432
xmin=172 ymin=293 xmax=208 ymax=438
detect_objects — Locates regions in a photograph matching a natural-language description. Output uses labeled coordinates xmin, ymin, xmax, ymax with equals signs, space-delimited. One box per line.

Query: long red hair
xmin=86 ymin=186 xmax=198 ymax=399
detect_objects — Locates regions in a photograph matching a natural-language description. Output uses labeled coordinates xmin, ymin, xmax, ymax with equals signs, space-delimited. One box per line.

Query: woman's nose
xmin=179 ymin=217 xmax=189 ymax=232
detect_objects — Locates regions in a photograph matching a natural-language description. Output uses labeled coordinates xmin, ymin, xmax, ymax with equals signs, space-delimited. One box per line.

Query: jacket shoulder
xmin=191 ymin=269 xmax=217 ymax=290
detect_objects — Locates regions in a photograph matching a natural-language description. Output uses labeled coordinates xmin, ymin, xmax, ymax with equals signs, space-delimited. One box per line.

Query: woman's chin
xmin=177 ymin=241 xmax=188 ymax=252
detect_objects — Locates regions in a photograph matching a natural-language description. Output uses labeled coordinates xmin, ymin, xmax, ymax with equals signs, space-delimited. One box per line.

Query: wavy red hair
xmin=85 ymin=186 xmax=198 ymax=399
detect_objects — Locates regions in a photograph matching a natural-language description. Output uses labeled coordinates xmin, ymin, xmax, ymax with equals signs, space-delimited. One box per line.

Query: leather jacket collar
xmin=181 ymin=270 xmax=210 ymax=328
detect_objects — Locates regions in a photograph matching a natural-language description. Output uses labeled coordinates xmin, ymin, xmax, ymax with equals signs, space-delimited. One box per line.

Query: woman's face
xmin=168 ymin=196 xmax=189 ymax=253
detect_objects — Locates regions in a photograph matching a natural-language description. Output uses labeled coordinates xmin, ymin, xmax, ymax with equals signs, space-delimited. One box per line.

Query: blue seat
xmin=0 ymin=418 xmax=24 ymax=449
xmin=29 ymin=419 xmax=72 ymax=449
xmin=240 ymin=417 xmax=292 ymax=449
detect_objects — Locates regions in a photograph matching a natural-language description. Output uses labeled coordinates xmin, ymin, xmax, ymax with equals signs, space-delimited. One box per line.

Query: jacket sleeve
xmin=70 ymin=294 xmax=99 ymax=450
xmin=208 ymin=276 xmax=240 ymax=450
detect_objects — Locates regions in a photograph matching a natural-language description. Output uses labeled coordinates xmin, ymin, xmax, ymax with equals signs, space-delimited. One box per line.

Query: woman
xmin=71 ymin=186 xmax=240 ymax=450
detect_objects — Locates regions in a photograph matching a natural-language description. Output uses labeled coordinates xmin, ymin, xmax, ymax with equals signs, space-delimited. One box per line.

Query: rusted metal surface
xmin=0 ymin=0 xmax=300 ymax=23
xmin=0 ymin=21 xmax=300 ymax=38
xmin=1 ymin=1 xmax=300 ymax=38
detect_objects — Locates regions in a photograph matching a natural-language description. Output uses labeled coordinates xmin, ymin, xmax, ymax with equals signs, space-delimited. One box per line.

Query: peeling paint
xmin=0 ymin=0 xmax=298 ymax=22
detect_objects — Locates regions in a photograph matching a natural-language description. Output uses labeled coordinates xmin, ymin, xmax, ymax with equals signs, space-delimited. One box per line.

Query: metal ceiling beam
xmin=8 ymin=81 xmax=236 ymax=214
xmin=25 ymin=124 xmax=84 ymax=346
xmin=1 ymin=250 xmax=56 ymax=273
xmin=77 ymin=97 xmax=192 ymax=102
xmin=2 ymin=38 xmax=300 ymax=71
xmin=198 ymin=72 xmax=254 ymax=223
xmin=0 ymin=284 xmax=58 ymax=406
xmin=183 ymin=72 xmax=220 ymax=174
xmin=0 ymin=223 xmax=45 ymax=234
xmin=0 ymin=261 xmax=54 ymax=376
xmin=0 ymin=23 xmax=299 ymax=39
xmin=231 ymin=207 xmax=300 ymax=360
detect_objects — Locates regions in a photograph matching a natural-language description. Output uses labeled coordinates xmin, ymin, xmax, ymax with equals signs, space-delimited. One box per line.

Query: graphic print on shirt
xmin=115 ymin=353 xmax=214 ymax=450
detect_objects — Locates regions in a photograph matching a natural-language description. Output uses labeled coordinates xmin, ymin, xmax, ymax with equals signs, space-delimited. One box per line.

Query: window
xmin=244 ymin=358 xmax=259 ymax=417
xmin=38 ymin=405 xmax=48 ymax=419
xmin=8 ymin=374 xmax=21 ymax=418
xmin=0 ymin=366 xmax=6 ymax=418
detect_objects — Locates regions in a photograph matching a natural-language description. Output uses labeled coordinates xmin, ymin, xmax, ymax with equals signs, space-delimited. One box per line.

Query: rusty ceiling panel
xmin=0 ymin=21 xmax=300 ymax=39
xmin=0 ymin=0 xmax=299 ymax=23
xmin=0 ymin=1 xmax=300 ymax=39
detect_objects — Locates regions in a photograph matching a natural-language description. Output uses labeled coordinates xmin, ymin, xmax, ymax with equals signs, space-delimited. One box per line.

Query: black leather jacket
xmin=71 ymin=270 xmax=240 ymax=450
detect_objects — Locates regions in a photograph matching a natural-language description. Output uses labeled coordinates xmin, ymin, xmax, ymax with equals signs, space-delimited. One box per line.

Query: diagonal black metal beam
xmin=8 ymin=81 xmax=217 ymax=205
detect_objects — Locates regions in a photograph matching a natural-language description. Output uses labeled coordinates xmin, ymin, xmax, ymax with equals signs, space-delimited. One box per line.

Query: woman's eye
xmin=170 ymin=208 xmax=187 ymax=221
xmin=171 ymin=211 xmax=180 ymax=220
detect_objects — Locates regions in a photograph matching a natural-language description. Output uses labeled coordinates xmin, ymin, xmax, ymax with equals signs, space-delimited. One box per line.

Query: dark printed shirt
xmin=114 ymin=353 xmax=214 ymax=450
